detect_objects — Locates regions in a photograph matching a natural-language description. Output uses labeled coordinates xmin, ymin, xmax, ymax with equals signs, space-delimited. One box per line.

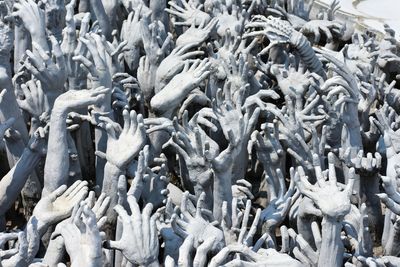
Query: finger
xmin=66 ymin=180 xmax=89 ymax=199
xmin=49 ymin=184 xmax=68 ymax=201
xmin=113 ymin=204 xmax=130 ymax=224
xmin=178 ymin=235 xmax=194 ymax=267
xmin=193 ymin=236 xmax=216 ymax=267
xmin=328 ymin=152 xmax=337 ymax=186
xmin=104 ymin=240 xmax=123 ymax=251
xmin=49 ymin=35 xmax=66 ymax=70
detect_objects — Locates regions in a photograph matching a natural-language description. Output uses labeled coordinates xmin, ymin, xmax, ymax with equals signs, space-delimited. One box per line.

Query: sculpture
xmin=0 ymin=0 xmax=398 ymax=266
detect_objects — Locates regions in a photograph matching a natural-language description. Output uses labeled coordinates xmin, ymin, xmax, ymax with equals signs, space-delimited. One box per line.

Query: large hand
xmin=175 ymin=18 xmax=218 ymax=47
xmin=12 ymin=0 xmax=46 ymax=45
xmin=261 ymin=169 xmax=298 ymax=233
xmin=270 ymin=62 xmax=312 ymax=97
xmin=23 ymin=37 xmax=67 ymax=98
xmin=171 ymin=192 xmax=225 ymax=251
xmin=61 ymin=203 xmax=103 ymax=267
xmin=96 ymin=109 xmax=146 ymax=169
xmin=106 ymin=196 xmax=159 ymax=266
xmin=162 ymin=117 xmax=213 ymax=191
xmin=121 ymin=5 xmax=147 ymax=70
xmin=295 ymin=153 xmax=355 ymax=219
xmin=166 ymin=0 xmax=211 ymax=26
xmin=156 ymin=43 xmax=204 ymax=92
xmin=150 ymin=58 xmax=211 ymax=115
xmin=221 ymin=198 xmax=261 ymax=246
xmin=0 ymin=231 xmax=30 ymax=267
xmin=300 ymin=20 xmax=344 ymax=44
xmin=73 ymin=32 xmax=113 ymax=93
xmin=61 ymin=3 xmax=90 ymax=90
xmin=54 ymin=86 xmax=111 ymax=112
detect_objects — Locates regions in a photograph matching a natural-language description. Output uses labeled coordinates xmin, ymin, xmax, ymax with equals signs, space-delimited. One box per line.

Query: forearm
xmin=114 ymin=218 xmax=124 ymax=267
xmin=343 ymin=104 xmax=362 ymax=151
xmin=43 ymin=236 xmax=65 ymax=266
xmin=296 ymin=215 xmax=317 ymax=249
xmin=213 ymin=170 xmax=233 ymax=222
xmin=382 ymin=209 xmax=393 ymax=247
xmin=30 ymin=31 xmax=49 ymax=53
xmin=0 ymin=148 xmax=41 ymax=215
xmin=43 ymin=107 xmax=69 ymax=195
xmin=71 ymin=257 xmax=102 ymax=267
xmin=93 ymin=110 xmax=114 ymax=188
xmin=318 ymin=216 xmax=344 ymax=267
xmin=67 ymin=131 xmax=82 ymax=182
xmin=360 ymin=174 xmax=383 ymax=239
xmin=141 ymin=260 xmax=160 ymax=267
xmin=79 ymin=0 xmax=90 ymax=12
xmin=346 ymin=125 xmax=363 ymax=150
xmin=384 ymin=222 xmax=400 ymax=256
xmin=89 ymin=0 xmax=112 ymax=40
xmin=102 ymin=162 xmax=123 ymax=223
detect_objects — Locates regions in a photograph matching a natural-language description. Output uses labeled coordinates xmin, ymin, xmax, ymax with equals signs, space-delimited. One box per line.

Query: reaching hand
xmin=166 ymin=0 xmax=211 ymax=26
xmin=106 ymin=196 xmax=159 ymax=265
xmin=96 ymin=109 xmax=146 ymax=169
xmin=16 ymin=80 xmax=50 ymax=118
xmin=54 ymin=86 xmax=111 ymax=112
xmin=171 ymin=192 xmax=225 ymax=251
xmin=175 ymin=18 xmax=218 ymax=47
xmin=295 ymin=153 xmax=355 ymax=219
xmin=33 ymin=180 xmax=89 ymax=230
xmin=23 ymin=37 xmax=67 ymax=97
xmin=61 ymin=203 xmax=103 ymax=267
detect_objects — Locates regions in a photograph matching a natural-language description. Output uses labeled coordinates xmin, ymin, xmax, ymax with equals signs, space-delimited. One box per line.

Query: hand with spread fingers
xmin=106 ymin=195 xmax=160 ymax=266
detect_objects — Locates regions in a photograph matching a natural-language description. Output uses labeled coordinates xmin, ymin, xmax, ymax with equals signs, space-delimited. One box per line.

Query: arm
xmin=12 ymin=0 xmax=49 ymax=51
xmin=88 ymin=0 xmax=112 ymax=40
xmin=294 ymin=154 xmax=355 ymax=267
xmin=0 ymin=147 xmax=41 ymax=216
xmin=101 ymin=162 xmax=122 ymax=223
xmin=43 ymin=87 xmax=110 ymax=195
xmin=43 ymin=236 xmax=65 ymax=266
xmin=319 ymin=216 xmax=344 ymax=267
xmin=383 ymin=219 xmax=400 ymax=256
xmin=43 ymin=107 xmax=68 ymax=195
xmin=97 ymin=110 xmax=146 ymax=223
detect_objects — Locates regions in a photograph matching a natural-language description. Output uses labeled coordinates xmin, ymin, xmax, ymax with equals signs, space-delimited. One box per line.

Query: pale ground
xmin=318 ymin=0 xmax=400 ymax=39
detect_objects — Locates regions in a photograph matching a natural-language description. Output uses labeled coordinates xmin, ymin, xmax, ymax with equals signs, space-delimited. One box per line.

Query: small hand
xmin=33 ymin=180 xmax=89 ymax=229
xmin=54 ymin=86 xmax=111 ymax=112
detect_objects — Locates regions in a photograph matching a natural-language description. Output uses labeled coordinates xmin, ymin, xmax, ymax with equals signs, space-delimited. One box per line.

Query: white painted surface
xmin=318 ymin=0 xmax=400 ymax=39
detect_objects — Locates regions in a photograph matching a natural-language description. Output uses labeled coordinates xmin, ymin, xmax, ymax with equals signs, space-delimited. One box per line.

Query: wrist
xmin=102 ymin=162 xmax=124 ymax=194
xmin=104 ymin=156 xmax=126 ymax=171
xmin=31 ymin=31 xmax=46 ymax=42
xmin=142 ymin=259 xmax=160 ymax=267
xmin=36 ymin=220 xmax=50 ymax=237
xmin=92 ymin=100 xmax=112 ymax=113
xmin=346 ymin=122 xmax=361 ymax=131
xmin=31 ymin=32 xmax=49 ymax=50
xmin=71 ymin=257 xmax=102 ymax=267
xmin=52 ymin=104 xmax=69 ymax=116
xmin=105 ymin=161 xmax=123 ymax=173
xmin=91 ymin=109 xmax=115 ymax=125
